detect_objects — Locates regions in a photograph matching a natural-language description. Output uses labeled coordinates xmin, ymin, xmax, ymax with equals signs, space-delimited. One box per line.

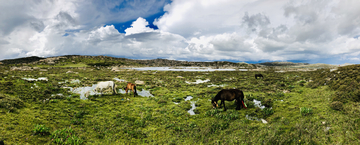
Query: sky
xmin=0 ymin=0 xmax=360 ymax=64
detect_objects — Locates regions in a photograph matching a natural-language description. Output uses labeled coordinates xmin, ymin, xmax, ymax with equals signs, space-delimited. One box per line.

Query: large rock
xmin=135 ymin=80 xmax=145 ymax=85
xmin=10 ymin=66 xmax=33 ymax=71
xmin=111 ymin=67 xmax=122 ymax=72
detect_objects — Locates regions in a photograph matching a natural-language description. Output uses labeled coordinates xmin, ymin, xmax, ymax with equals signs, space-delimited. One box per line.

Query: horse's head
xmin=211 ymin=99 xmax=218 ymax=108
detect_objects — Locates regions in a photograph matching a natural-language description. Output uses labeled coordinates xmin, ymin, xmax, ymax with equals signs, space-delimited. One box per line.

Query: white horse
xmin=94 ymin=81 xmax=117 ymax=95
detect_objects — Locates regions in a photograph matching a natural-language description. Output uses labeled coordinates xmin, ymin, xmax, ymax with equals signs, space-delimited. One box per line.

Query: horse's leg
xmin=132 ymin=89 xmax=135 ymax=97
xmin=223 ymin=99 xmax=227 ymax=111
xmin=235 ymin=98 xmax=241 ymax=110
xmin=219 ymin=100 xmax=223 ymax=108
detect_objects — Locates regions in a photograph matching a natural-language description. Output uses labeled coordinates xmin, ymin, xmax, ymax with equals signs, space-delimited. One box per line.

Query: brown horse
xmin=255 ymin=73 xmax=264 ymax=79
xmin=124 ymin=82 xmax=138 ymax=97
xmin=211 ymin=89 xmax=247 ymax=111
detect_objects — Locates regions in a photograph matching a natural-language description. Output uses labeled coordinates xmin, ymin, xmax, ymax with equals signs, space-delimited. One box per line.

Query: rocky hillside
xmin=259 ymin=61 xmax=309 ymax=66
xmin=0 ymin=55 xmax=339 ymax=69
xmin=0 ymin=56 xmax=45 ymax=64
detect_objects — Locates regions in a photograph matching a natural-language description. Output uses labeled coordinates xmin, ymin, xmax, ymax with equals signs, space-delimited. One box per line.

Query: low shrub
xmin=262 ymin=99 xmax=273 ymax=108
xmin=300 ymin=107 xmax=313 ymax=116
xmin=33 ymin=124 xmax=50 ymax=136
xmin=330 ymin=101 xmax=343 ymax=110
xmin=262 ymin=108 xmax=274 ymax=117
xmin=51 ymin=128 xmax=84 ymax=145
xmin=0 ymin=93 xmax=25 ymax=112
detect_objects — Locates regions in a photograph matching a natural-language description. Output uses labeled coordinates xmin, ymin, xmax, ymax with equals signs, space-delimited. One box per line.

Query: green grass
xmin=1 ymin=63 xmax=360 ymax=144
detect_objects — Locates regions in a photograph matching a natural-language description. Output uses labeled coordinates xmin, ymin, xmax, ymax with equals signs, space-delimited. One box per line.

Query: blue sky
xmin=0 ymin=0 xmax=360 ymax=65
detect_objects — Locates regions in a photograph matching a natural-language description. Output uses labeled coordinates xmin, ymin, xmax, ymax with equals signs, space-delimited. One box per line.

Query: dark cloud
xmin=30 ymin=21 xmax=45 ymax=32
xmin=242 ymin=12 xmax=270 ymax=29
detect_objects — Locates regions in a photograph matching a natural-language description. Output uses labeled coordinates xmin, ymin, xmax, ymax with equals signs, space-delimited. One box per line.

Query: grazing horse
xmin=94 ymin=81 xmax=117 ymax=95
xmin=255 ymin=73 xmax=264 ymax=79
xmin=211 ymin=89 xmax=247 ymax=111
xmin=124 ymin=82 xmax=138 ymax=97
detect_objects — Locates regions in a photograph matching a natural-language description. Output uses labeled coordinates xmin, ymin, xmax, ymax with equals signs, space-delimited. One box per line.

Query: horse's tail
xmin=134 ymin=85 xmax=138 ymax=96
xmin=238 ymin=91 xmax=247 ymax=109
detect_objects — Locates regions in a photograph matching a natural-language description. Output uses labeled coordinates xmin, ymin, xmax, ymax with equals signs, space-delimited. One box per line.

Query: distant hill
xmin=0 ymin=56 xmax=45 ymax=64
xmin=0 ymin=55 xmax=341 ymax=69
xmin=258 ymin=61 xmax=309 ymax=66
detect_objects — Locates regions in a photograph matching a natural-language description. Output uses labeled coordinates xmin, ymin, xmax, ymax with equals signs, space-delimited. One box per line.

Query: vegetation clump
xmin=0 ymin=93 xmax=24 ymax=112
xmin=33 ymin=124 xmax=50 ymax=136
xmin=330 ymin=101 xmax=343 ymax=110
xmin=300 ymin=107 xmax=313 ymax=116
xmin=51 ymin=128 xmax=84 ymax=145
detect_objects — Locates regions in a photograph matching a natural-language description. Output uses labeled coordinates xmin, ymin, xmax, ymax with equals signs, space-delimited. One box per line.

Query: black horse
xmin=211 ymin=89 xmax=247 ymax=111
xmin=255 ymin=73 xmax=264 ymax=79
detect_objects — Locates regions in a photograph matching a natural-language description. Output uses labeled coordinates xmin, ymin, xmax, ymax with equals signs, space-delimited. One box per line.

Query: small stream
xmin=185 ymin=96 xmax=197 ymax=115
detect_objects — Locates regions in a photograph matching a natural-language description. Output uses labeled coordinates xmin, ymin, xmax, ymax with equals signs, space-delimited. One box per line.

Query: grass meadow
xmin=1 ymin=58 xmax=360 ymax=144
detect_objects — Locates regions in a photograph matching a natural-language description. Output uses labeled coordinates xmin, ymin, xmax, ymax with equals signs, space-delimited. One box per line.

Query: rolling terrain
xmin=0 ymin=55 xmax=359 ymax=144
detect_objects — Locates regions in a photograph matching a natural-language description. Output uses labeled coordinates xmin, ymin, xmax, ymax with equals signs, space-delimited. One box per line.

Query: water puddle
xmin=62 ymin=84 xmax=103 ymax=100
xmin=185 ymin=96 xmax=193 ymax=101
xmin=253 ymin=99 xmax=266 ymax=109
xmin=184 ymin=96 xmax=197 ymax=115
xmin=113 ymin=77 xmax=126 ymax=82
xmin=188 ymin=102 xmax=196 ymax=115
xmin=72 ymin=84 xmax=101 ymax=100
xmin=245 ymin=115 xmax=268 ymax=124
xmin=70 ymin=79 xmax=81 ymax=84
xmin=118 ymin=89 xmax=154 ymax=97
xmin=51 ymin=93 xmax=65 ymax=97
xmin=207 ymin=84 xmax=226 ymax=87
xmin=245 ymin=115 xmax=261 ymax=121
xmin=126 ymin=67 xmax=247 ymax=72
xmin=22 ymin=77 xmax=48 ymax=81
xmin=185 ymin=79 xmax=210 ymax=84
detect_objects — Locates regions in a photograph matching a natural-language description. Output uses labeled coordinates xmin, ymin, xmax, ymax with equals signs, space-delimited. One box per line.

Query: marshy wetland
xmin=1 ymin=57 xmax=360 ymax=144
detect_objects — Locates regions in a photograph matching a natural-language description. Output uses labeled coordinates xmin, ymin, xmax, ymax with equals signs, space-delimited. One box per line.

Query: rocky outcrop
xmin=11 ymin=66 xmax=33 ymax=71
xmin=135 ymin=80 xmax=145 ymax=85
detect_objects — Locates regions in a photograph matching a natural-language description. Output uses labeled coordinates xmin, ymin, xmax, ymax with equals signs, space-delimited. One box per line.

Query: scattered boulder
xmin=39 ymin=69 xmax=48 ymax=71
xmin=10 ymin=66 xmax=33 ymax=71
xmin=176 ymin=76 xmax=184 ymax=78
xmin=111 ymin=67 xmax=122 ymax=72
xmin=283 ymin=90 xmax=290 ymax=93
xmin=135 ymin=80 xmax=145 ymax=85
xmin=261 ymin=119 xmax=268 ymax=124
